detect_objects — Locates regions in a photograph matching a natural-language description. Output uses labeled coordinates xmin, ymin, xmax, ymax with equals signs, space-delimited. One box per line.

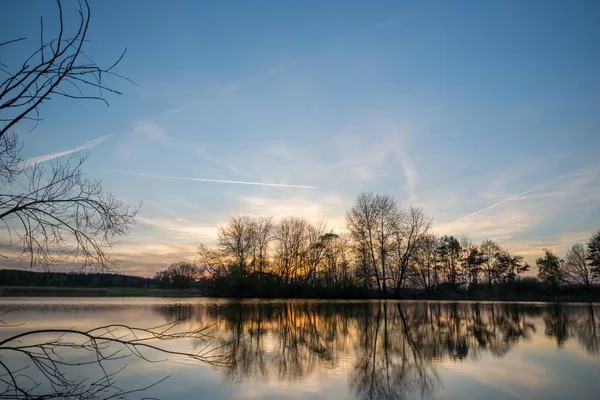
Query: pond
xmin=1 ymin=298 xmax=599 ymax=399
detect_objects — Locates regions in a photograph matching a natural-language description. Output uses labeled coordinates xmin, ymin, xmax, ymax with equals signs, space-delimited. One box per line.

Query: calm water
xmin=1 ymin=298 xmax=599 ymax=399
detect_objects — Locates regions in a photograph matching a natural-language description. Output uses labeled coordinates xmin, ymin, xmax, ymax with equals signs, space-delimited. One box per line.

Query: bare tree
xmin=479 ymin=239 xmax=503 ymax=288
xmin=0 ymin=155 xmax=138 ymax=270
xmin=460 ymin=236 xmax=472 ymax=250
xmin=197 ymin=243 xmax=229 ymax=280
xmin=392 ymin=206 xmax=431 ymax=296
xmin=154 ymin=261 xmax=199 ymax=289
xmin=321 ymin=232 xmax=353 ymax=287
xmin=0 ymin=133 xmax=21 ymax=186
xmin=0 ymin=1 xmax=137 ymax=271
xmin=565 ymin=243 xmax=594 ymax=287
xmin=372 ymin=194 xmax=399 ymax=296
xmin=346 ymin=192 xmax=399 ymax=296
xmin=272 ymin=217 xmax=309 ymax=285
xmin=409 ymin=234 xmax=438 ymax=294
xmin=352 ymin=239 xmax=375 ymax=290
xmin=435 ymin=235 xmax=462 ymax=287
xmin=302 ymin=220 xmax=328 ymax=285
xmin=248 ymin=217 xmax=273 ymax=276
xmin=218 ymin=216 xmax=255 ymax=277
xmin=463 ymin=244 xmax=483 ymax=285
xmin=346 ymin=194 xmax=430 ymax=297
xmin=346 ymin=192 xmax=380 ymax=293
xmin=335 ymin=233 xmax=354 ymax=286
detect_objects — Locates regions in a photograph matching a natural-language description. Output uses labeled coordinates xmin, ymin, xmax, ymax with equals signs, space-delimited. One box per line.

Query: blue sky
xmin=2 ymin=0 xmax=599 ymax=276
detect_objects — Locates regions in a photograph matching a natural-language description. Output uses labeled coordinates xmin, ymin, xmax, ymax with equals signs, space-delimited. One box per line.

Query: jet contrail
xmin=23 ymin=135 xmax=112 ymax=167
xmin=140 ymin=173 xmax=317 ymax=189
xmin=448 ymin=159 xmax=600 ymax=226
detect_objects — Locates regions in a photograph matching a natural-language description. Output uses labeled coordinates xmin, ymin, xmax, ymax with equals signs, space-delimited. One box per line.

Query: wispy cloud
xmin=139 ymin=173 xmax=317 ymax=189
xmin=436 ymin=208 xmax=539 ymax=241
xmin=320 ymin=129 xmax=417 ymax=189
xmin=24 ymin=135 xmax=112 ymax=167
xmin=193 ymin=146 xmax=245 ymax=175
xmin=263 ymin=144 xmax=296 ymax=162
xmin=448 ymin=160 xmax=600 ymax=226
xmin=116 ymin=121 xmax=171 ymax=159
xmin=137 ymin=216 xmax=218 ymax=240
xmin=165 ymin=102 xmax=195 ymax=116
xmin=240 ymin=193 xmax=346 ymax=227
xmin=387 ymin=133 xmax=418 ymax=199
xmin=218 ymin=62 xmax=296 ymax=95
xmin=129 ymin=121 xmax=170 ymax=144
xmin=501 ymin=230 xmax=594 ymax=258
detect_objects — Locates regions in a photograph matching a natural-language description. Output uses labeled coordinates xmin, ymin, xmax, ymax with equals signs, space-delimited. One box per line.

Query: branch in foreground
xmin=0 ymin=320 xmax=232 ymax=399
xmin=1 ymin=0 xmax=134 ymax=139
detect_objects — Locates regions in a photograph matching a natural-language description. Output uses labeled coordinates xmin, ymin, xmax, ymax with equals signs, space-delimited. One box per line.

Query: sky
xmin=1 ymin=0 xmax=599 ymax=277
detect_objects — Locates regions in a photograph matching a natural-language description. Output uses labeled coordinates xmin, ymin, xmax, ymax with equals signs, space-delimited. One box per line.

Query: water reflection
xmin=154 ymin=301 xmax=599 ymax=399
xmin=576 ymin=305 xmax=599 ymax=355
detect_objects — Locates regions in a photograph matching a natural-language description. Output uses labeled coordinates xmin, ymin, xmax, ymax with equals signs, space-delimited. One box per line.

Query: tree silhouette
xmin=1 ymin=0 xmax=138 ymax=270
xmin=537 ymin=249 xmax=565 ymax=288
xmin=587 ymin=231 xmax=600 ymax=280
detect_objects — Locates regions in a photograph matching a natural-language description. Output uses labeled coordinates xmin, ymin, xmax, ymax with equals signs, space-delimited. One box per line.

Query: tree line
xmin=0 ymin=269 xmax=153 ymax=288
xmin=154 ymin=192 xmax=600 ymax=299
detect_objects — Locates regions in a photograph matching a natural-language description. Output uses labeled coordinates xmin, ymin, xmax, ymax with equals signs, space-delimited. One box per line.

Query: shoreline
xmin=1 ymin=285 xmax=600 ymax=303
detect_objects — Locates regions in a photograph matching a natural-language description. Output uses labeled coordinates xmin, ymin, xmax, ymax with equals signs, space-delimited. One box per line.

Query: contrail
xmin=448 ymin=160 xmax=600 ymax=226
xmin=140 ymin=173 xmax=317 ymax=189
xmin=23 ymin=135 xmax=112 ymax=167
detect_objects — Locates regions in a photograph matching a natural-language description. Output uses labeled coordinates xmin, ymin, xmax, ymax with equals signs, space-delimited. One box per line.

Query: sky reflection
xmin=1 ymin=299 xmax=599 ymax=399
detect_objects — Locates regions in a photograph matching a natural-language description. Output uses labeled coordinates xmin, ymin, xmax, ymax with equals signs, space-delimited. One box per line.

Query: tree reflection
xmin=544 ymin=304 xmax=572 ymax=346
xmin=575 ymin=305 xmax=599 ymax=355
xmin=351 ymin=304 xmax=440 ymax=400
xmin=153 ymin=301 xmax=600 ymax=400
xmin=542 ymin=304 xmax=600 ymax=353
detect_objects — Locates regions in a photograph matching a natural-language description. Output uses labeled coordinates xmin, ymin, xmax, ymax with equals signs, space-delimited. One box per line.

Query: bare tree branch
xmin=0 ymin=154 xmax=140 ymax=271
xmin=0 ymin=319 xmax=232 ymax=399
xmin=0 ymin=0 xmax=133 ymax=139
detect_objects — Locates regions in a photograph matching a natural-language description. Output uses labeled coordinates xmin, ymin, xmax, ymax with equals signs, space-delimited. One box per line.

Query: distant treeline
xmin=0 ymin=269 xmax=154 ymax=288
xmin=154 ymin=192 xmax=600 ymax=301
xmin=156 ymin=266 xmax=600 ymax=301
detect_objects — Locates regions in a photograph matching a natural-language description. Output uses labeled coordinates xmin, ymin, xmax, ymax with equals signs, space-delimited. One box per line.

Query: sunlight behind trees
xmin=153 ymin=193 xmax=599 ymax=299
